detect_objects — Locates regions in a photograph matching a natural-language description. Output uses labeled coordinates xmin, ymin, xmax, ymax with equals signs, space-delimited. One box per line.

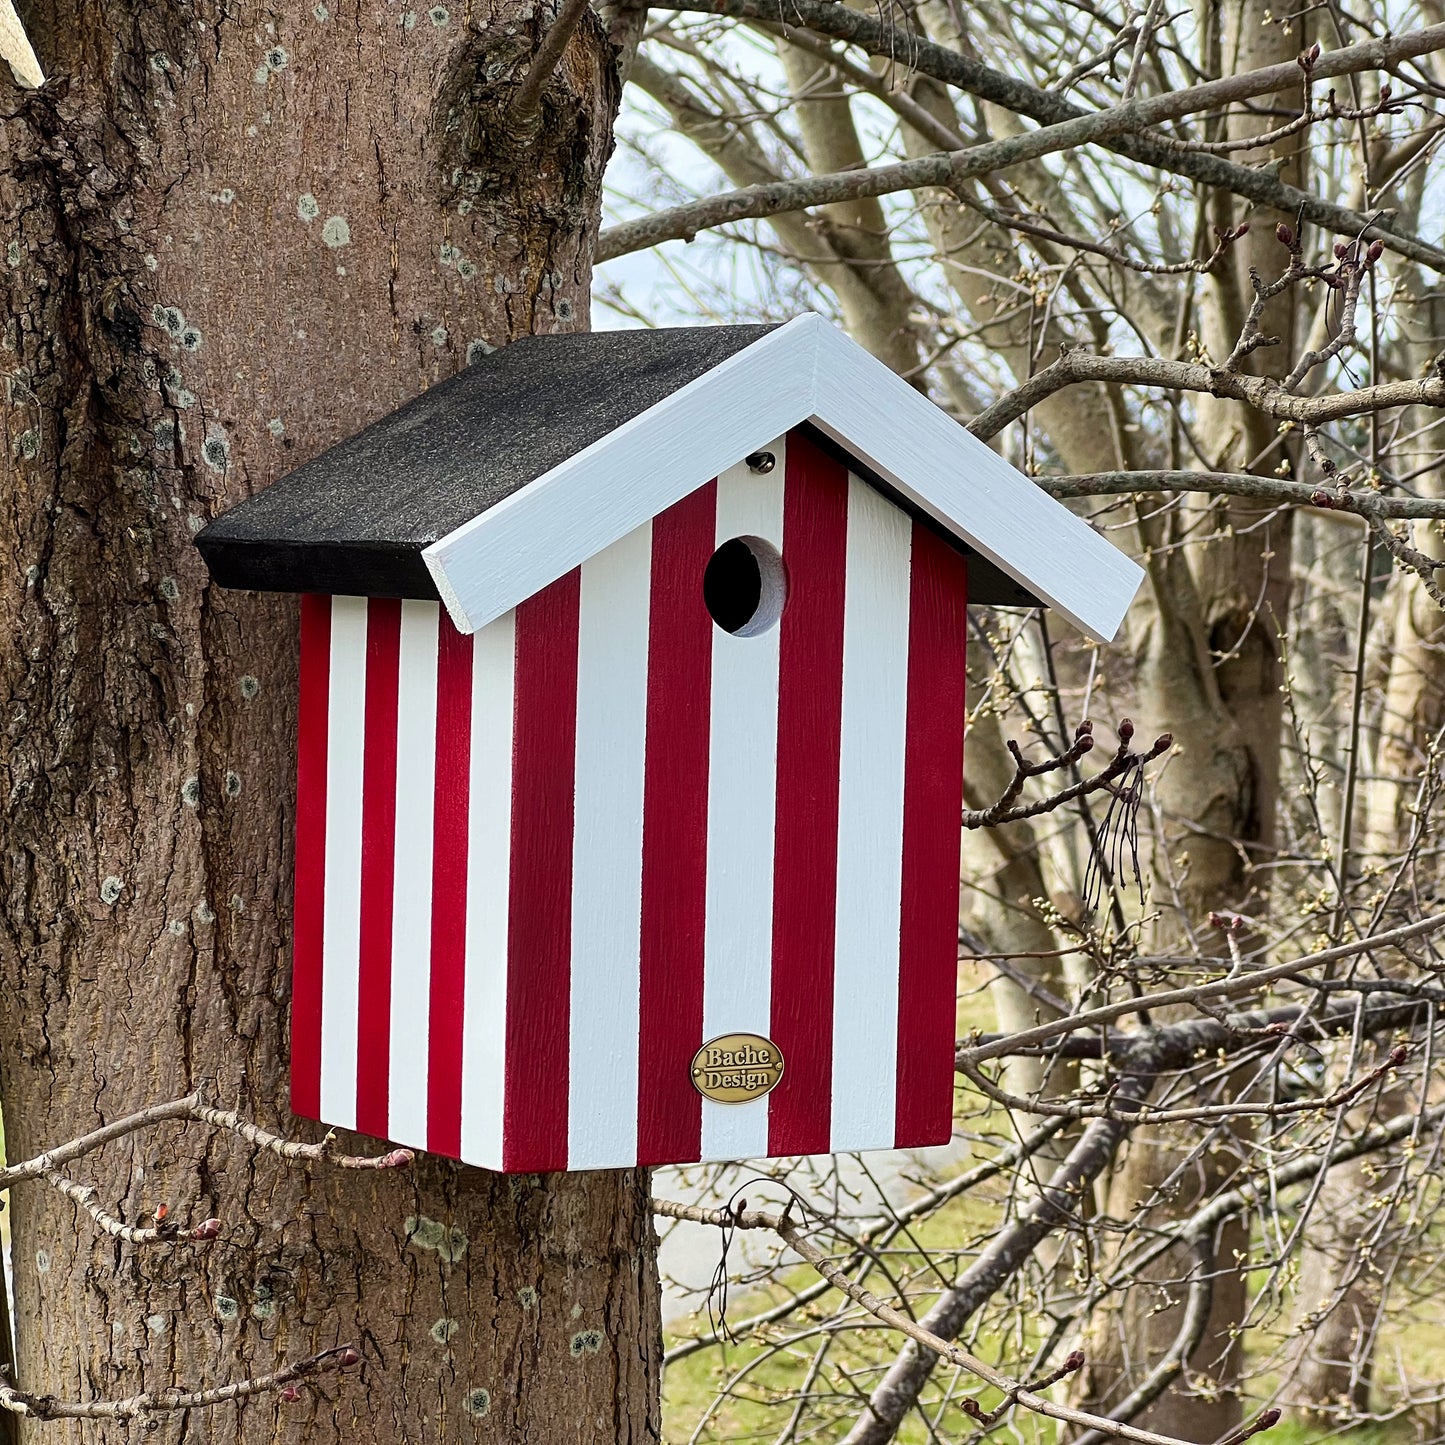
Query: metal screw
xmin=746 ymin=450 xmax=776 ymax=473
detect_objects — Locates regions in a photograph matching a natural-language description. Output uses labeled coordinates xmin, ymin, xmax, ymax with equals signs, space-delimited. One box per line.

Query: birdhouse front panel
xmin=288 ymin=429 xmax=967 ymax=1173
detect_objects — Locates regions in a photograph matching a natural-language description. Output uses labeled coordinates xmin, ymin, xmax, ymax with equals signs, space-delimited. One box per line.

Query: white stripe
xmin=567 ymin=522 xmax=653 ymax=1169
xmin=459 ymin=609 xmax=516 ymax=1170
xmin=387 ymin=601 xmax=441 ymax=1148
xmin=320 ymin=597 xmax=369 ymax=1129
xmin=830 ymin=478 xmax=912 ymax=1152
xmin=701 ymin=439 xmax=787 ymax=1162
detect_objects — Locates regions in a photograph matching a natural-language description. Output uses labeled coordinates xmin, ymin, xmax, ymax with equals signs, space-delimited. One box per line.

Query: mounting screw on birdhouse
xmin=194 ymin=313 xmax=1142 ymax=1174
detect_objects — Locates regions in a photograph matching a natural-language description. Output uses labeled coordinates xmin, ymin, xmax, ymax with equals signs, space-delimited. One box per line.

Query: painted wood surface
xmin=636 ymin=483 xmax=716 ymax=1166
xmin=292 ymin=429 xmax=968 ymax=1171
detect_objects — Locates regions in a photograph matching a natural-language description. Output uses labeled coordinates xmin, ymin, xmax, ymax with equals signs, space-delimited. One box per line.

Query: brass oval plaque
xmin=691 ymin=1033 xmax=785 ymax=1104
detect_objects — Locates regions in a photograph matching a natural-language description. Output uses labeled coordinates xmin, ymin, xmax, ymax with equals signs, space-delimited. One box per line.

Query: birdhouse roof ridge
xmin=196 ymin=313 xmax=1143 ymax=642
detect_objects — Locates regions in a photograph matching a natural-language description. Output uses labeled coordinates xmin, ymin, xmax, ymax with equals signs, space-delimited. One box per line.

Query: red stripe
xmin=896 ymin=527 xmax=968 ymax=1147
xmin=355 ymin=597 xmax=402 ymax=1140
xmin=291 ymin=594 xmax=332 ymax=1122
xmin=503 ymin=571 xmax=581 ymax=1172
xmin=768 ymin=437 xmax=848 ymax=1156
xmin=427 ymin=614 xmax=473 ymax=1158
xmin=637 ymin=483 xmax=718 ymax=1166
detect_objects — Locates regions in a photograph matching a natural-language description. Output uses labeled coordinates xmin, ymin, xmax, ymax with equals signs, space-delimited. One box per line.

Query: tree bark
xmin=0 ymin=4 xmax=659 ymax=1441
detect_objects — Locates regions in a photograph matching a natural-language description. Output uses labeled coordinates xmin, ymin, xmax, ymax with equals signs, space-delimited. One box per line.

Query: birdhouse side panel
xmin=290 ymin=592 xmax=517 ymax=1171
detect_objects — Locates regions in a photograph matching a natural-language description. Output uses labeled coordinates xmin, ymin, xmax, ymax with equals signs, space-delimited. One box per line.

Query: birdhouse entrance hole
xmin=703 ymin=535 xmax=787 ymax=636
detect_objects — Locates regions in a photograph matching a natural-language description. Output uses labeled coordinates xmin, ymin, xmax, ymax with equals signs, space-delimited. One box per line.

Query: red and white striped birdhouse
xmin=196 ymin=314 xmax=1141 ymax=1174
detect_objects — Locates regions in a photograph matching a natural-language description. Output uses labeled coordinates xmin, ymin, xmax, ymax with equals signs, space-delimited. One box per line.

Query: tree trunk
xmin=0 ymin=4 xmax=659 ymax=1441
xmin=1077 ymin=1 xmax=1306 ymax=1433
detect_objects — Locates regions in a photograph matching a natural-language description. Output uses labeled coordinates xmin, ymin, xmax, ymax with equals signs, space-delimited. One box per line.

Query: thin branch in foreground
xmin=0 ymin=1094 xmax=412 ymax=1254
xmin=191 ymin=1103 xmax=416 ymax=1171
xmin=0 ymin=1092 xmax=414 ymax=1194
xmin=0 ymin=1346 xmax=361 ymax=1421
xmin=0 ymin=1096 xmax=404 ymax=1420
xmin=963 ymin=719 xmax=1172 ymax=830
xmin=40 ymin=1169 xmax=221 ymax=1246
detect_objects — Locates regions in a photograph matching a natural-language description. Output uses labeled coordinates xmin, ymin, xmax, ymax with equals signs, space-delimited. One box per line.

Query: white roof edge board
xmin=803 ymin=319 xmax=1143 ymax=643
xmin=423 ymin=312 xmax=1144 ymax=642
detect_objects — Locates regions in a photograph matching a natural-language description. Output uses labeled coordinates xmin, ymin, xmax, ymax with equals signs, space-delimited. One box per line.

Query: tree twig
xmin=1034 ymin=470 xmax=1445 ymax=518
xmin=0 ymin=1093 xmax=412 ymax=1194
xmin=0 ymin=1346 xmax=361 ymax=1420
xmin=964 ymin=721 xmax=1173 ymax=830
xmin=40 ymin=1169 xmax=221 ymax=1246
xmin=511 ymin=0 xmax=594 ymax=123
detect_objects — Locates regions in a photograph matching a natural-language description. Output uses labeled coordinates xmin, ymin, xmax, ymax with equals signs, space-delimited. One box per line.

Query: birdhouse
xmin=196 ymin=314 xmax=1142 ymax=1174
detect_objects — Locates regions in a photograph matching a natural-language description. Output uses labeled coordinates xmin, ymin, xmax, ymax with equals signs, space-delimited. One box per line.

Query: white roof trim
xmin=423 ymin=313 xmax=1143 ymax=643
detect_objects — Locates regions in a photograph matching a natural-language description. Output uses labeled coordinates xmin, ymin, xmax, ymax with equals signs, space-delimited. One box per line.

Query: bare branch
xmin=40 ymin=1169 xmax=222 ymax=1246
xmin=1370 ymin=515 xmax=1445 ymax=611
xmin=958 ymin=197 xmax=1240 ymax=274
xmin=967 ymin=349 xmax=1445 ymax=442
xmin=0 ymin=1346 xmax=362 ymax=1421
xmin=0 ymin=1092 xmax=412 ymax=1194
xmin=631 ymin=0 xmax=1445 ymax=271
xmin=191 ymin=1102 xmax=416 ymax=1171
xmin=605 ymin=32 xmax=1445 ymax=258
xmin=958 ymin=913 xmax=1445 ymax=1066
xmin=601 ymin=27 xmax=1444 ymax=262
xmin=1153 ymin=95 xmax=1401 ymax=155
xmin=663 ymin=1116 xmax=1070 ymax=1363
xmin=511 ymin=0 xmax=594 ymax=124
xmin=1034 ymin=470 xmax=1445 ymax=518
xmin=959 ymin=1025 xmax=1412 ymax=1123
xmin=0 ymin=1093 xmax=207 ymax=1190
xmin=964 ymin=721 xmax=1173 ymax=830
xmin=651 ymin=1195 xmax=1224 ymax=1445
